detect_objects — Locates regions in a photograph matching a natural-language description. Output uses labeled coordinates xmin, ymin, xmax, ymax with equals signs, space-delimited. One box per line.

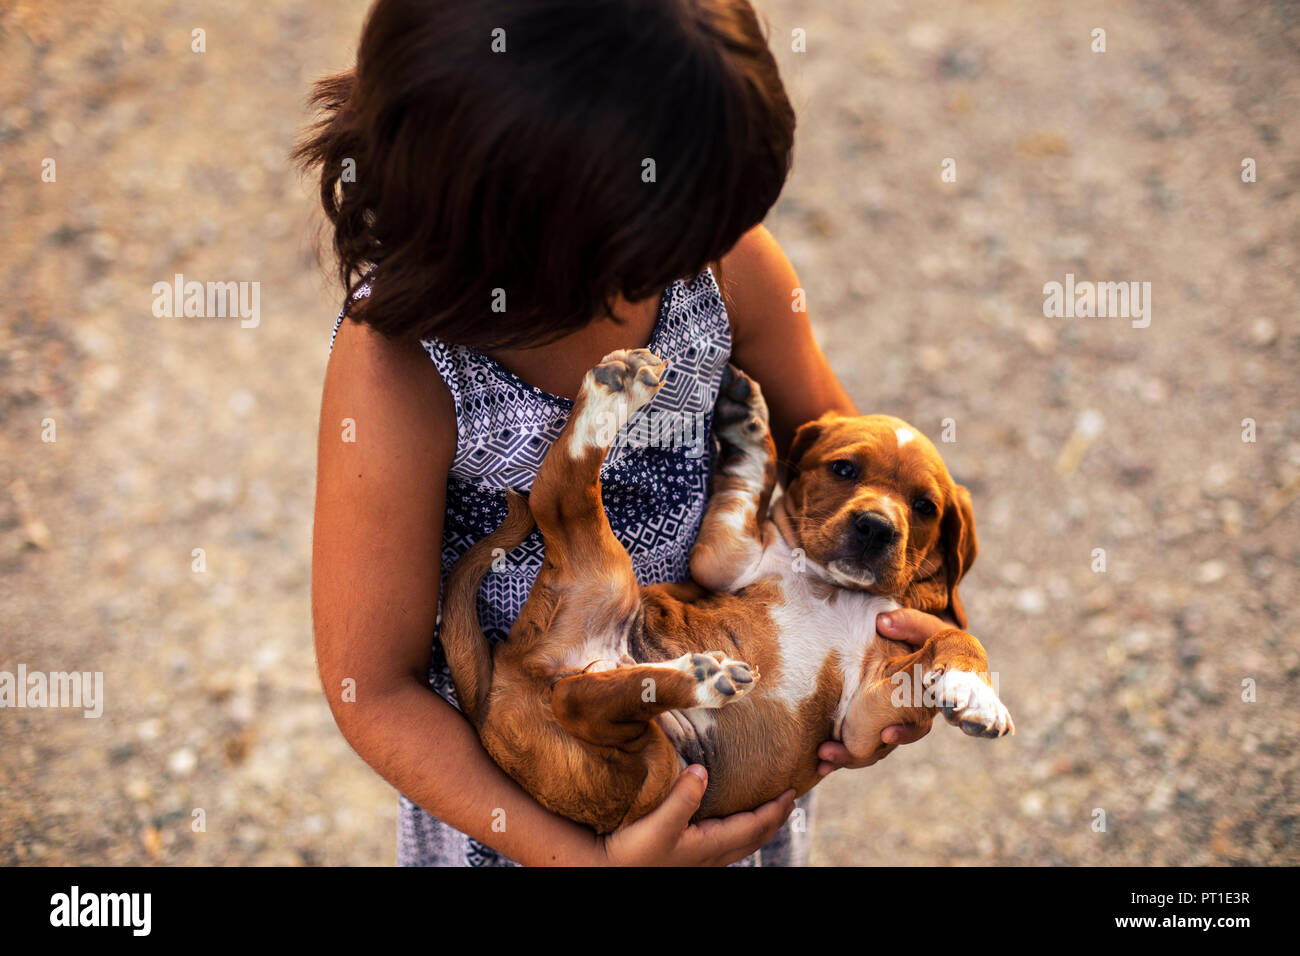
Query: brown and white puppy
xmin=441 ymin=349 xmax=1013 ymax=834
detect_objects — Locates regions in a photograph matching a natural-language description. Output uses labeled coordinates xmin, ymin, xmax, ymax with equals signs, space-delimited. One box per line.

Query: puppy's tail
xmin=441 ymin=490 xmax=535 ymax=725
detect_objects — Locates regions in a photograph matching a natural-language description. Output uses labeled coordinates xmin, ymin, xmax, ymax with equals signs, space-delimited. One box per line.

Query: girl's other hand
xmin=598 ymin=766 xmax=795 ymax=866
xmin=816 ymin=608 xmax=954 ymax=774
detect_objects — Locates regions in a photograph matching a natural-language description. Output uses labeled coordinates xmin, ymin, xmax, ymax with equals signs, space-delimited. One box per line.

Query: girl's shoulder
xmin=324 ymin=294 xmax=459 ymax=475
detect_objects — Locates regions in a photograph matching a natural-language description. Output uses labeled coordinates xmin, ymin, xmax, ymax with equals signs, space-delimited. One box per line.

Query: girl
xmin=303 ymin=0 xmax=945 ymax=866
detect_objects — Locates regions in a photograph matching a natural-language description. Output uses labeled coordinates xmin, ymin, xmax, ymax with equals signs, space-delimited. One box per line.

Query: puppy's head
xmin=780 ymin=413 xmax=977 ymax=628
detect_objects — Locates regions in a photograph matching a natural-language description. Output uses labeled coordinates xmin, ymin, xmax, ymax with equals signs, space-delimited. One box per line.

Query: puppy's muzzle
xmin=852 ymin=510 xmax=898 ymax=556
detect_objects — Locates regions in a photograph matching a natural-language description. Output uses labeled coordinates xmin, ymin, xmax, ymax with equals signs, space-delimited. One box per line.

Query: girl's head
xmin=297 ymin=0 xmax=795 ymax=349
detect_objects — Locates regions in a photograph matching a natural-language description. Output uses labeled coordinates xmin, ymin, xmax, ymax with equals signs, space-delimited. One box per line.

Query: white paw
xmin=569 ymin=350 xmax=667 ymax=457
xmin=589 ymin=348 xmax=667 ymax=414
xmin=923 ymin=669 xmax=1015 ymax=738
xmin=680 ymin=651 xmax=757 ymax=708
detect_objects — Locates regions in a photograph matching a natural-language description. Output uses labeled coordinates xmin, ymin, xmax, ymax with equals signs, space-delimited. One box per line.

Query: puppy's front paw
xmin=923 ymin=668 xmax=1015 ymax=738
xmin=714 ymin=364 xmax=770 ymax=455
xmin=684 ymin=651 xmax=757 ymax=708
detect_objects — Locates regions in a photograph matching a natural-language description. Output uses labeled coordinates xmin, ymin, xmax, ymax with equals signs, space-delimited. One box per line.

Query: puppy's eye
xmin=913 ymin=498 xmax=938 ymax=518
xmin=829 ymin=460 xmax=857 ymax=480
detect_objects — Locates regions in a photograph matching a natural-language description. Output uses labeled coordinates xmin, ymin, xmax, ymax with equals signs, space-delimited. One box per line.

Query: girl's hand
xmin=597 ymin=766 xmax=795 ymax=866
xmin=816 ymin=608 xmax=953 ymax=775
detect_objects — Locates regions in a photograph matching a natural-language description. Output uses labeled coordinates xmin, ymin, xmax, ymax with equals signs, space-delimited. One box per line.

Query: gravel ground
xmin=1 ymin=0 xmax=1296 ymax=866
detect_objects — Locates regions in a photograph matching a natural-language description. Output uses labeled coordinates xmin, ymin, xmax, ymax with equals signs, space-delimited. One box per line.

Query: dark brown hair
xmin=295 ymin=0 xmax=795 ymax=349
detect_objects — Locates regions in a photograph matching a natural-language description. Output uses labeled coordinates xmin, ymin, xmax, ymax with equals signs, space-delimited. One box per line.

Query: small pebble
xmin=1248 ymin=317 xmax=1277 ymax=347
xmin=1196 ymin=560 xmax=1228 ymax=584
xmin=1015 ymin=588 xmax=1047 ymax=615
xmin=167 ymin=747 xmax=197 ymax=777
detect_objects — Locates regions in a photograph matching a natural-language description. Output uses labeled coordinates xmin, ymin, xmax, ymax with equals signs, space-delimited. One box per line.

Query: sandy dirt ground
xmin=1 ymin=0 xmax=1296 ymax=865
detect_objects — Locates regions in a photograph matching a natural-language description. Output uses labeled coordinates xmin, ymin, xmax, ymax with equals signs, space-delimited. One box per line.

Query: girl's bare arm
xmin=311 ymin=316 xmax=791 ymax=865
xmin=720 ymin=224 xmax=860 ymax=460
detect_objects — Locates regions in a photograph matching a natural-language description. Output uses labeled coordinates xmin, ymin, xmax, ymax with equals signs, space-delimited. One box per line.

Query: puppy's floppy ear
xmin=939 ymin=483 xmax=978 ymax=629
xmin=906 ymin=482 xmax=978 ymax=629
xmin=779 ymin=418 xmax=827 ymax=490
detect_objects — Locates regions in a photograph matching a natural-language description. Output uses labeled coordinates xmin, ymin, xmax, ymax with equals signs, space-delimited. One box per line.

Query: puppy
xmin=441 ymin=349 xmax=1013 ymax=833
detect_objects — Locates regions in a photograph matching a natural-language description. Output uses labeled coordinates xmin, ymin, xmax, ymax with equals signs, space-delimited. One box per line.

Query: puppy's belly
xmin=637 ymin=576 xmax=866 ymax=815
xmin=655 ymin=708 xmax=713 ymax=770
xmin=656 ymin=691 xmax=828 ymax=817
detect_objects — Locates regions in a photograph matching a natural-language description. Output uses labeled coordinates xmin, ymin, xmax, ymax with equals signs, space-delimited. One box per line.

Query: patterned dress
xmin=329 ymin=268 xmax=814 ymax=866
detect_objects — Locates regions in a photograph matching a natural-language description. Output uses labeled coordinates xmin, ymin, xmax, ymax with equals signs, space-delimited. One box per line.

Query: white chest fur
xmin=735 ymin=525 xmax=899 ymax=737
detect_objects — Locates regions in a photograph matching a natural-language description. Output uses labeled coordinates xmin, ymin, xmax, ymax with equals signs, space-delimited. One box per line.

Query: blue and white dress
xmin=330 ymin=268 xmax=813 ymax=866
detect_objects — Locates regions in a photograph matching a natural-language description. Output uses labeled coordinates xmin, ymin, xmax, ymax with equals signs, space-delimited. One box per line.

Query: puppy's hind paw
xmin=590 ymin=349 xmax=667 ymax=413
xmin=684 ymin=651 xmax=757 ymax=708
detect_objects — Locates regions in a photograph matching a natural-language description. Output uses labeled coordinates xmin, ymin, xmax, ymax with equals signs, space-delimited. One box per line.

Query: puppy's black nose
xmin=852 ymin=511 xmax=897 ymax=554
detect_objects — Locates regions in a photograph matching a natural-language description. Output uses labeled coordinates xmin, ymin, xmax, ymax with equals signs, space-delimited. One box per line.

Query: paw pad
xmin=714 ymin=364 xmax=770 ymax=447
xmin=592 ymin=348 xmax=666 ymax=393
xmin=685 ymin=652 xmax=757 ymax=707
